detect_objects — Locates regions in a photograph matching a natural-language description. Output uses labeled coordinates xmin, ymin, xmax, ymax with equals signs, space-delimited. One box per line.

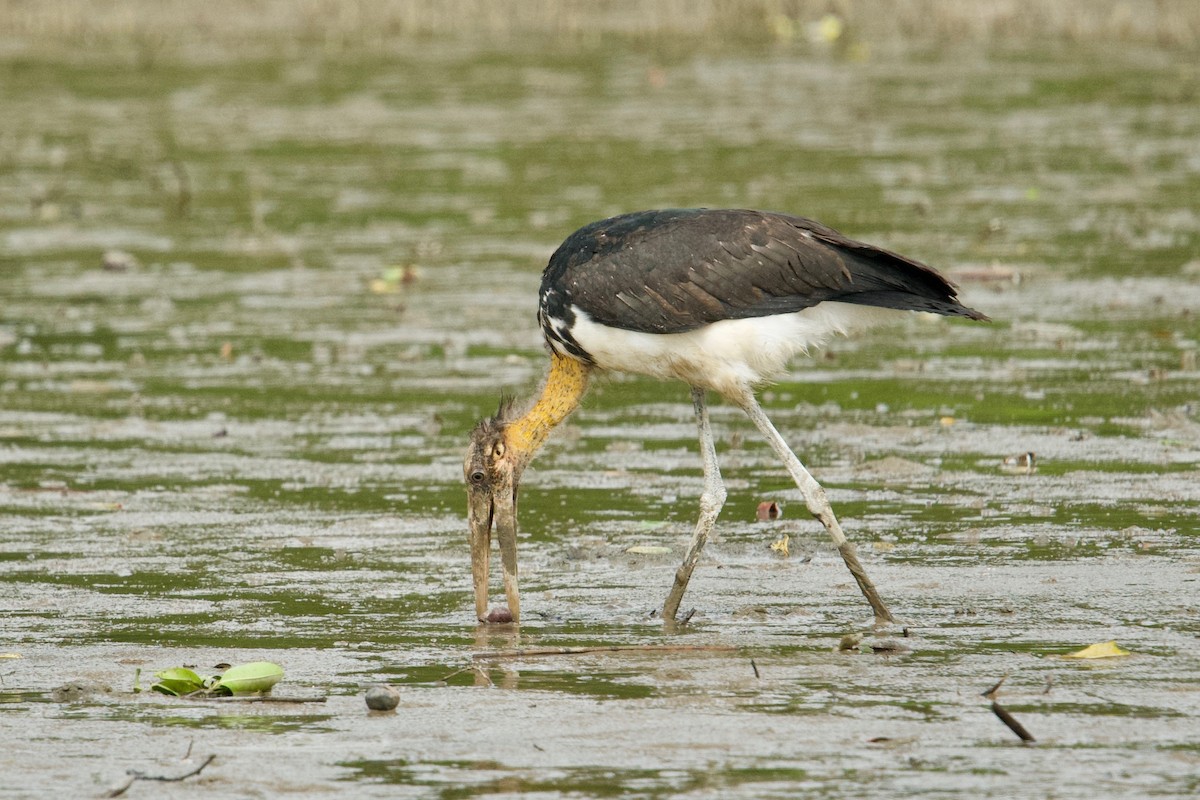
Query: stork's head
xmin=462 ymin=354 xmax=592 ymax=624
xmin=464 ymin=403 xmax=526 ymax=623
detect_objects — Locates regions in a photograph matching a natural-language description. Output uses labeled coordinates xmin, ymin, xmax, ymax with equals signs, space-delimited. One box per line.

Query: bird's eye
xmin=470 ymin=470 xmax=485 ymax=484
xmin=492 ymin=442 xmax=506 ymax=458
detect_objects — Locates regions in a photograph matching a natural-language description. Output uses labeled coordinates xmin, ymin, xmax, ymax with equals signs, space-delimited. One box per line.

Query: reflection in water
xmin=472 ymin=624 xmax=524 ymax=688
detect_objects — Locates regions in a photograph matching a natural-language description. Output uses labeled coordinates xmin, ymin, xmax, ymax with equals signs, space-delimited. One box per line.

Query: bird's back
xmin=535 ymin=209 xmax=989 ymax=396
xmin=539 ymin=209 xmax=986 ymax=351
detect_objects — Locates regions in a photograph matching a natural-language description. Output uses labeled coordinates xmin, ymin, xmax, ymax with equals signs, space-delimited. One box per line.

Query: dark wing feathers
xmin=540 ymin=208 xmax=988 ymax=336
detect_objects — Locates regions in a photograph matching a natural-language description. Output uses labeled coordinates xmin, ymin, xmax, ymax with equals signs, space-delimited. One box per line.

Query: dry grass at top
xmin=1 ymin=0 xmax=1198 ymax=60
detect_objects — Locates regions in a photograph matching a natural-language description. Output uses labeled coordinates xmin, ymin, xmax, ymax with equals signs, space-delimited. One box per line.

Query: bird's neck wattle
xmin=507 ymin=353 xmax=590 ymax=458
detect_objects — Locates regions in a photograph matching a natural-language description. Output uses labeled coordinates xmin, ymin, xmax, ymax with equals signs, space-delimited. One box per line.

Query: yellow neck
xmin=507 ymin=353 xmax=591 ymax=458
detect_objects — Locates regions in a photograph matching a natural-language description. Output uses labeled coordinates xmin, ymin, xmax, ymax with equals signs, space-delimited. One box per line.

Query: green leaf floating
xmin=213 ymin=662 xmax=284 ymax=695
xmin=151 ymin=667 xmax=206 ymax=696
xmin=148 ymin=662 xmax=284 ymax=696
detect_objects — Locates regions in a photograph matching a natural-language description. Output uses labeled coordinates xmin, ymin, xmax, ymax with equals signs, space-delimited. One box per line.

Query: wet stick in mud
xmin=105 ymin=754 xmax=217 ymax=798
xmin=991 ymin=703 xmax=1037 ymax=744
xmin=983 ymin=676 xmax=1036 ymax=744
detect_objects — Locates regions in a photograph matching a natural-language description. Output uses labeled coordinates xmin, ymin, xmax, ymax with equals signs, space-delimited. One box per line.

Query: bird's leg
xmin=663 ymin=387 xmax=727 ymax=622
xmin=736 ymin=394 xmax=895 ymax=624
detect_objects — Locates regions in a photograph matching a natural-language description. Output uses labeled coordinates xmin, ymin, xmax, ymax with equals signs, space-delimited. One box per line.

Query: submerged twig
xmin=191 ymin=695 xmax=326 ymax=704
xmin=981 ymin=674 xmax=1009 ymax=699
xmin=105 ymin=754 xmax=216 ymax=797
xmin=991 ymin=702 xmax=1036 ymax=743
xmin=439 ymin=664 xmax=494 ymax=685
xmin=750 ymin=658 xmax=760 ymax=678
xmin=472 ymin=644 xmax=736 ymax=660
xmin=131 ymin=753 xmax=216 ymax=781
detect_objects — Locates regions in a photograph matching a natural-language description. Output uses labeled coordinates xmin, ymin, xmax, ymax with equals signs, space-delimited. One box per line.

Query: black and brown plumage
xmin=465 ymin=208 xmax=989 ymax=625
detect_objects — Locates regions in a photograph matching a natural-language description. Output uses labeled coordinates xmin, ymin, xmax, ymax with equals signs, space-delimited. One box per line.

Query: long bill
xmin=468 ymin=487 xmax=494 ymax=621
xmin=468 ymin=353 xmax=591 ymax=624
xmin=468 ymin=471 xmax=521 ymax=623
xmin=493 ymin=481 xmax=521 ymax=623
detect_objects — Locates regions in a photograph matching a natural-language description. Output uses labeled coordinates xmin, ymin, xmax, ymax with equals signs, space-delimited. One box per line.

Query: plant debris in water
xmin=150 ymin=662 xmax=284 ymax=697
xmin=1061 ymin=641 xmax=1131 ymax=660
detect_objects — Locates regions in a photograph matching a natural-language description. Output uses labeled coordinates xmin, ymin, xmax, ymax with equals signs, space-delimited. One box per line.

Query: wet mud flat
xmin=3 ymin=23 xmax=1200 ymax=800
xmin=3 ymin=262 xmax=1197 ymax=798
xmin=3 ymin=540 xmax=1200 ymax=798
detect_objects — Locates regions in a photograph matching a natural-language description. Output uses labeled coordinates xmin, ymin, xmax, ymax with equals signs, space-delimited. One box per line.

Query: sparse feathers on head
xmin=469 ymin=395 xmax=518 ymax=441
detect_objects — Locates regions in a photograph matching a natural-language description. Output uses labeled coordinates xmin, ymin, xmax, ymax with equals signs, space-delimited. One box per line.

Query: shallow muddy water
xmin=2 ymin=29 xmax=1199 ymax=799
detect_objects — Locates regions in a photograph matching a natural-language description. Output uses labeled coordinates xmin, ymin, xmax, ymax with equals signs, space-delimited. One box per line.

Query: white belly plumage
xmin=560 ymin=302 xmax=896 ymax=399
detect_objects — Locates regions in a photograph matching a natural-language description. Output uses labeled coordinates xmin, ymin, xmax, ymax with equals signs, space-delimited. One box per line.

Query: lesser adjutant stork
xmin=465 ymin=208 xmax=988 ymax=625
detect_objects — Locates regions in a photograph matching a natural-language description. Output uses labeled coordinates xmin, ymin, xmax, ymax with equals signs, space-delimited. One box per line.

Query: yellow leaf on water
xmin=769 ymin=535 xmax=789 ymax=557
xmin=812 ymin=13 xmax=844 ymax=44
xmin=1062 ymin=640 xmax=1130 ymax=659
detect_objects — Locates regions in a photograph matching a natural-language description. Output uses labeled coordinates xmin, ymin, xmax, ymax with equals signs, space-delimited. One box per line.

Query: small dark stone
xmin=364 ymin=684 xmax=400 ymax=711
xmin=484 ymin=606 xmax=514 ymax=624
